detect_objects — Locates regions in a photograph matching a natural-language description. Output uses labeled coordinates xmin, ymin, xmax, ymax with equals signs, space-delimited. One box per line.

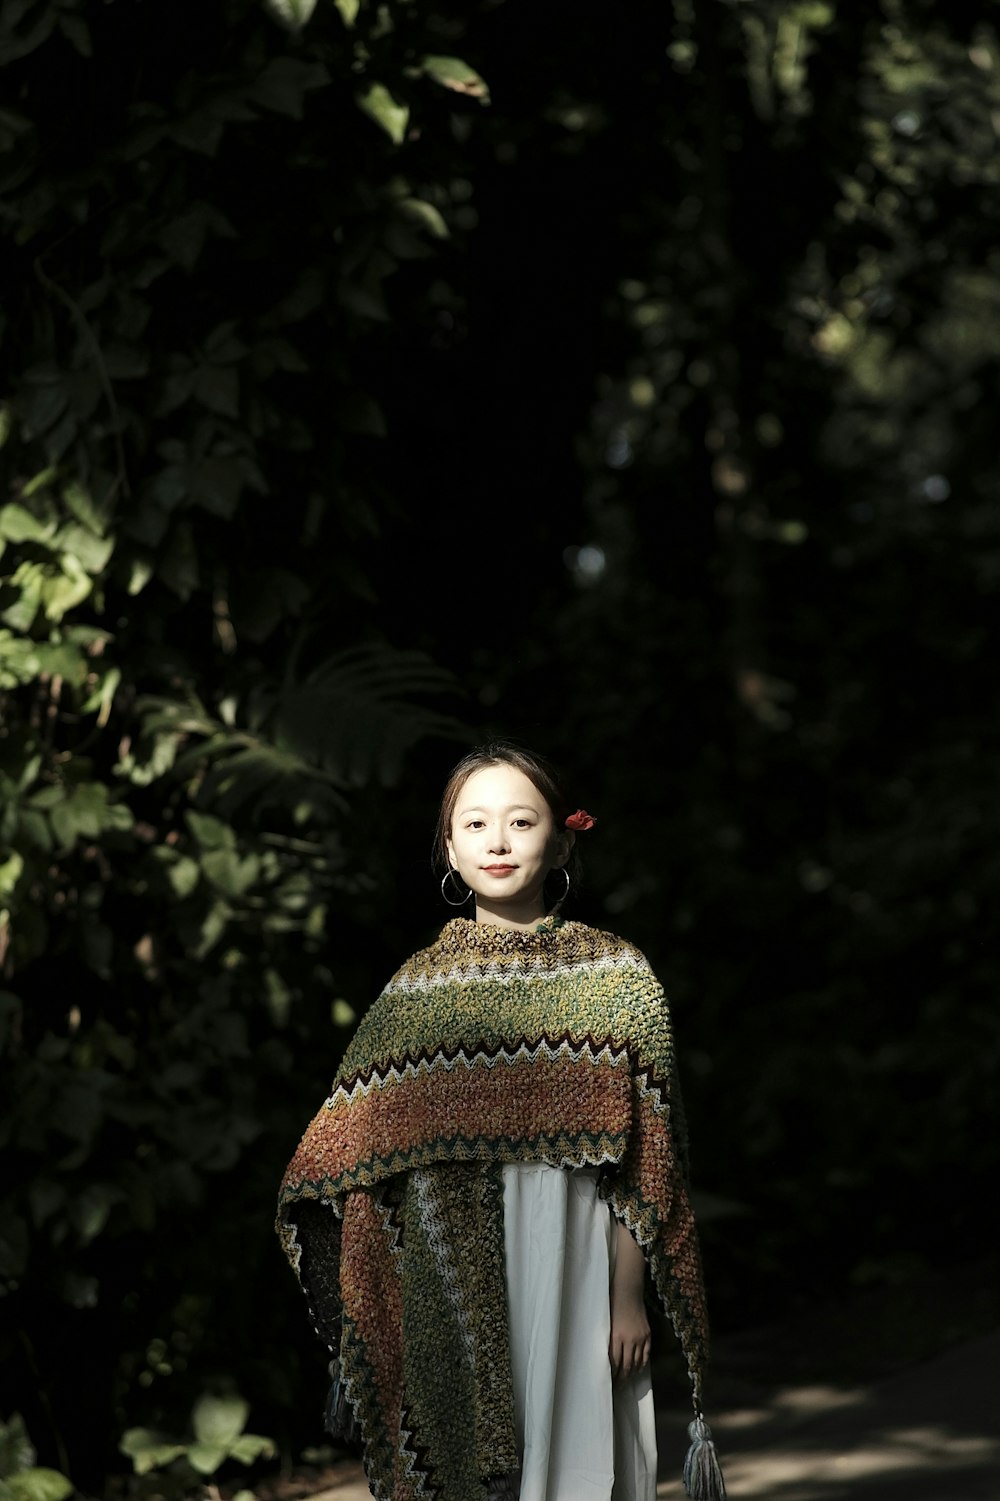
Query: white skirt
xmin=501 ymin=1163 xmax=658 ymax=1501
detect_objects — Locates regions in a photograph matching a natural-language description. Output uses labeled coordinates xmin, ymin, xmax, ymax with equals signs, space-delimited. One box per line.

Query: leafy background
xmin=2 ymin=0 xmax=998 ymax=1492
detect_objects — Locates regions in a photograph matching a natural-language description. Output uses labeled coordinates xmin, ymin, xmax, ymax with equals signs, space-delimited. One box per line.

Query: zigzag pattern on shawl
xmin=380 ymin=947 xmax=652 ymax=992
xmin=330 ymin=1032 xmax=637 ymax=1098
xmin=317 ymin=1133 xmax=629 ymax=1195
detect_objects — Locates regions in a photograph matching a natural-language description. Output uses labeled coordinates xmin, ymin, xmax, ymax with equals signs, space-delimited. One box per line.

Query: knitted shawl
xmin=276 ymin=917 xmax=711 ymax=1501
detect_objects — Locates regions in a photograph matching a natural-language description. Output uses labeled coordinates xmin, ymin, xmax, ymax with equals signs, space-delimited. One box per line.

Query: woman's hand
xmin=609 ymin=1221 xmax=652 ymax=1381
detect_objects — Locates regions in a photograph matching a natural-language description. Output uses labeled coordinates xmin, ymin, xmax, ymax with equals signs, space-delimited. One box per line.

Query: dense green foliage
xmin=2 ymin=0 xmax=998 ymax=1491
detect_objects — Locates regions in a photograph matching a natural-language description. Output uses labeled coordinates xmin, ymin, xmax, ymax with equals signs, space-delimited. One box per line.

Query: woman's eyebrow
xmin=457 ymin=804 xmax=540 ymax=817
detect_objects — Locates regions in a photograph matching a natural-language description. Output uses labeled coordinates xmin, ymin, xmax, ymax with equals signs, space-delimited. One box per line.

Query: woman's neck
xmin=473 ymin=898 xmax=549 ymax=932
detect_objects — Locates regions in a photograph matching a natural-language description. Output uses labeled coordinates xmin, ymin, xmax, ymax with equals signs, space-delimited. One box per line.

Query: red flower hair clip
xmin=565 ymin=809 xmax=596 ymax=831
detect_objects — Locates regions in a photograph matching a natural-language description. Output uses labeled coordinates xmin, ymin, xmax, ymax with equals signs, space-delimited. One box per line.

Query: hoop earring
xmin=441 ymin=869 xmax=473 ymax=907
xmin=549 ymin=866 xmax=570 ymax=906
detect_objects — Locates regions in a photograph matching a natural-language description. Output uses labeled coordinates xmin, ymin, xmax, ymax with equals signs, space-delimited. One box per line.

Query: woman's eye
xmin=513 ymin=819 xmax=530 ymax=828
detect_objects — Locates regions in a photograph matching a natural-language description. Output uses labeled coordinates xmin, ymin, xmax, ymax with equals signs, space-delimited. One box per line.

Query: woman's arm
xmin=609 ymin=1219 xmax=651 ymax=1381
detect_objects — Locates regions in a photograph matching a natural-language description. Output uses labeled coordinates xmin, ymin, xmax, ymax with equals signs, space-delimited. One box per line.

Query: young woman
xmin=276 ymin=744 xmax=724 ymax=1501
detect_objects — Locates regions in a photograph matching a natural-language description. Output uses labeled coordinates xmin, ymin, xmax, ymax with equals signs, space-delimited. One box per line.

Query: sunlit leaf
xmin=229 ymin=1433 xmax=276 ymax=1465
xmin=166 ymin=855 xmax=201 ymax=898
xmin=1 ymin=1468 xmax=74 ymax=1501
xmin=420 ymin=55 xmax=490 ymax=103
xmin=397 ymin=197 xmax=449 ymax=239
xmin=191 ymin=1393 xmax=249 ymax=1449
xmin=118 ymin=1430 xmax=186 ymax=1476
xmin=57 ymin=524 xmax=115 ymax=575
xmin=185 ymin=812 xmax=236 ymax=850
xmin=358 ymin=84 xmax=409 ymax=145
xmin=0 ymin=504 xmax=53 ymax=544
xmin=263 ymin=0 xmax=318 ymax=29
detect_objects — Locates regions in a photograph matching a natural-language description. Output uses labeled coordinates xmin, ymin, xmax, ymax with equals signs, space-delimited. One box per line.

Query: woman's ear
xmin=445 ymin=839 xmax=457 ymax=870
xmin=555 ymin=828 xmax=575 ymax=866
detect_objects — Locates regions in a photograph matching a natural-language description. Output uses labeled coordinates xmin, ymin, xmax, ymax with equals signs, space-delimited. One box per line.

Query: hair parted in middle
xmin=432 ymin=740 xmax=583 ymax=894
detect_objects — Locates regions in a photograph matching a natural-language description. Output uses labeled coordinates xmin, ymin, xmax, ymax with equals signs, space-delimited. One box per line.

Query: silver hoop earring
xmin=549 ymin=866 xmax=570 ymax=905
xmin=441 ymin=869 xmax=473 ymax=907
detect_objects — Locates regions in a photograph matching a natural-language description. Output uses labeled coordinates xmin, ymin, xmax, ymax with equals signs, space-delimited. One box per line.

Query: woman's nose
xmin=487 ymin=824 xmax=510 ymax=852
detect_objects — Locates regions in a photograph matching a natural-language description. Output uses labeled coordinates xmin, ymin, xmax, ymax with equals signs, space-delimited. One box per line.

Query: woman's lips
xmin=482 ymin=864 xmax=516 ymax=873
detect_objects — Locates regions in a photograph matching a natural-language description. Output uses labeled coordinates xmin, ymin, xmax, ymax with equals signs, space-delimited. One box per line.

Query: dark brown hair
xmin=433 ymin=741 xmax=583 ymax=888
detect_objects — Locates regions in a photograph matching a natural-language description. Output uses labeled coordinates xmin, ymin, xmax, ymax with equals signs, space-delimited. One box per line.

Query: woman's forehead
xmin=454 ymin=763 xmax=544 ymax=811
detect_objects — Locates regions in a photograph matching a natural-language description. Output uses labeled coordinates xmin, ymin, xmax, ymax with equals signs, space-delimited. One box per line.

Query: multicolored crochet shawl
xmin=276 ymin=917 xmax=711 ymax=1501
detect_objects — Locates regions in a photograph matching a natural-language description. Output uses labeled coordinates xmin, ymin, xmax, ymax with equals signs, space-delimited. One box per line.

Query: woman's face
xmin=446 ymin=763 xmax=572 ymax=927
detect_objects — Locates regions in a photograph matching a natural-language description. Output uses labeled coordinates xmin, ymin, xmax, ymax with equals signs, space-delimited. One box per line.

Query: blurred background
xmin=1 ymin=0 xmax=998 ymax=1494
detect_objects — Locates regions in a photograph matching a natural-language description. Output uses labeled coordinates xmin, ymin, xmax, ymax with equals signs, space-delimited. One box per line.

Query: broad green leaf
xmin=0 ymin=504 xmax=52 ymax=544
xmin=397 ymin=197 xmax=449 ymax=239
xmin=229 ymin=1433 xmax=276 ymax=1465
xmin=192 ymin=1393 xmax=249 ymax=1448
xmin=195 ymin=900 xmax=231 ymax=957
xmin=201 ymin=847 xmax=260 ymax=897
xmin=358 ymin=84 xmax=409 ymax=145
xmin=42 ymin=557 xmax=93 ymax=621
xmin=186 ymin=1443 xmax=227 ymax=1477
xmin=70 ymin=1184 xmax=118 ymax=1245
xmin=27 ymin=784 xmax=65 ymax=810
xmin=57 ymin=11 xmax=91 ymax=56
xmin=185 ymin=812 xmax=235 ymax=850
xmin=71 ymin=784 xmax=115 ymax=837
xmin=263 ymin=0 xmax=318 ymax=29
xmin=127 ymin=556 xmax=153 ymax=595
xmin=420 ymin=55 xmax=490 ymax=102
xmin=0 ymin=852 xmax=24 ymax=900
xmin=168 ymin=109 xmax=225 ymax=158
xmin=2 ymin=1468 xmax=74 ymax=1501
xmin=264 ymin=968 xmax=291 ymax=1026
xmin=119 ymin=1430 xmax=186 ymax=1476
xmin=192 ymin=365 xmax=240 ymax=418
xmin=33 ymin=639 xmax=87 ymax=683
xmin=251 ymin=57 xmax=329 ymax=118
xmin=16 ymin=754 xmax=41 ymax=790
xmin=49 ymin=786 xmax=121 ymax=849
xmin=20 ymin=382 xmax=69 ymax=439
xmin=0 ymin=1411 xmax=35 ymax=1476
xmin=48 ymin=801 xmax=78 ymax=851
xmin=56 ymin=524 xmax=115 ymax=575
xmin=1 ymin=589 xmax=40 ymax=633
xmin=166 ymin=855 xmax=201 ymax=898
xmin=15 ymin=810 xmax=51 ymax=852
xmin=0 ymin=633 xmax=40 ymax=685
xmin=334 ymin=0 xmax=359 ymax=25
xmin=0 ymin=1 xmax=56 ymax=62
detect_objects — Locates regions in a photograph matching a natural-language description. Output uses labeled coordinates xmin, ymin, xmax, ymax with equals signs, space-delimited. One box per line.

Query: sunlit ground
xmin=291 ymin=1329 xmax=1000 ymax=1501
xmin=654 ymin=1330 xmax=1000 ymax=1500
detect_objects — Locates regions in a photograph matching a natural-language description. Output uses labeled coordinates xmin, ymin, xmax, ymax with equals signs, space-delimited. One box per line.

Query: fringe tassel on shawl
xmin=323 ymin=1357 xmax=359 ymax=1444
xmin=683 ymin=1416 xmax=727 ymax=1500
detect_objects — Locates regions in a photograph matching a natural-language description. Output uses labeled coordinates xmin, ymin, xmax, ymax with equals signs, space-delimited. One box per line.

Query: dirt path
xmin=655 ymin=1328 xmax=1000 ymax=1499
xmin=297 ymin=1328 xmax=1000 ymax=1500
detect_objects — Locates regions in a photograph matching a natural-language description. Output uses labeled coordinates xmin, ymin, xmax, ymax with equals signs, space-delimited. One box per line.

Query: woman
xmin=276 ymin=744 xmax=725 ymax=1501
